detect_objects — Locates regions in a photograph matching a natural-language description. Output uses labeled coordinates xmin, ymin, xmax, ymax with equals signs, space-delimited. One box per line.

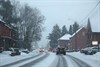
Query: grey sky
xmin=18 ymin=0 xmax=100 ymax=47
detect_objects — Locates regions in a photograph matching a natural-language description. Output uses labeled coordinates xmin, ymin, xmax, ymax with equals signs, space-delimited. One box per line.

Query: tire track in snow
xmin=20 ymin=52 xmax=49 ymax=67
xmin=66 ymin=55 xmax=91 ymax=67
xmin=56 ymin=55 xmax=68 ymax=67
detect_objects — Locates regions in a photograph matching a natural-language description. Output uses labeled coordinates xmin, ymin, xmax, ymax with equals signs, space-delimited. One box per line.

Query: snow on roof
xmin=0 ymin=19 xmax=6 ymax=23
xmin=0 ymin=19 xmax=17 ymax=31
xmin=71 ymin=27 xmax=84 ymax=37
xmin=58 ymin=34 xmax=71 ymax=40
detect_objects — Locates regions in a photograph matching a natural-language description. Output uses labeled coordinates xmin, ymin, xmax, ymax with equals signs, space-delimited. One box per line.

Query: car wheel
xmin=63 ymin=53 xmax=66 ymax=55
xmin=56 ymin=52 xmax=59 ymax=55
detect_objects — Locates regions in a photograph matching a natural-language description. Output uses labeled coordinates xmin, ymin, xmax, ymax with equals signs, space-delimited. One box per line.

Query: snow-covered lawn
xmin=0 ymin=49 xmax=39 ymax=66
xmin=66 ymin=52 xmax=100 ymax=67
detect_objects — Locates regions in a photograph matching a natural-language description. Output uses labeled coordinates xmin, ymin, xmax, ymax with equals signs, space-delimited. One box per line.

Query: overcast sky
xmin=18 ymin=0 xmax=100 ymax=47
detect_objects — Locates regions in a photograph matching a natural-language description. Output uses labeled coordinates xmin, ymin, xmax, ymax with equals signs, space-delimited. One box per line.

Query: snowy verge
xmin=66 ymin=52 xmax=100 ymax=67
xmin=0 ymin=50 xmax=39 ymax=66
xmin=10 ymin=52 xmax=46 ymax=67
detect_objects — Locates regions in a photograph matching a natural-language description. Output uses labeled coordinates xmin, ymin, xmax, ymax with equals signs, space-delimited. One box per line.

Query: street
xmin=0 ymin=0 xmax=100 ymax=67
xmin=0 ymin=50 xmax=100 ymax=67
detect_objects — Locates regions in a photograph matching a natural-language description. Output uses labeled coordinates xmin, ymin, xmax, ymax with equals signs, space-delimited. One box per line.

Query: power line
xmin=80 ymin=1 xmax=100 ymax=27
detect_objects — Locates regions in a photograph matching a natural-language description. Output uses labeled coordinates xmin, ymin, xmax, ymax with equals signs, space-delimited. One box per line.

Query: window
xmin=82 ymin=32 xmax=85 ymax=36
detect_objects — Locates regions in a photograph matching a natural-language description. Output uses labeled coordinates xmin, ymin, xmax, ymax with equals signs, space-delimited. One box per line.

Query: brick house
xmin=58 ymin=34 xmax=71 ymax=49
xmin=0 ymin=19 xmax=18 ymax=50
xmin=70 ymin=27 xmax=88 ymax=51
xmin=90 ymin=32 xmax=100 ymax=46
xmin=58 ymin=26 xmax=100 ymax=51
xmin=70 ymin=27 xmax=100 ymax=51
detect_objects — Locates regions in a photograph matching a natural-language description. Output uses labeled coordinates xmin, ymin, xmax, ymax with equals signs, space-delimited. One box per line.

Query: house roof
xmin=71 ymin=27 xmax=84 ymax=37
xmin=0 ymin=19 xmax=17 ymax=31
xmin=0 ymin=19 xmax=6 ymax=23
xmin=58 ymin=34 xmax=71 ymax=40
xmin=82 ymin=19 xmax=100 ymax=32
xmin=71 ymin=26 xmax=100 ymax=37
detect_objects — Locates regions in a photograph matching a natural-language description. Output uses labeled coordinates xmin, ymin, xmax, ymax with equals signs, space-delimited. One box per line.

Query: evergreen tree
xmin=61 ymin=25 xmax=68 ymax=36
xmin=48 ymin=24 xmax=61 ymax=48
xmin=0 ymin=0 xmax=13 ymax=25
xmin=0 ymin=0 xmax=20 ymax=30
xmin=69 ymin=25 xmax=73 ymax=35
xmin=72 ymin=22 xmax=79 ymax=34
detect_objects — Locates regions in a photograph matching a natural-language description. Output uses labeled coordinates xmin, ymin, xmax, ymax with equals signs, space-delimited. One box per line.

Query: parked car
xmin=22 ymin=49 xmax=30 ymax=54
xmin=66 ymin=50 xmax=74 ymax=52
xmin=92 ymin=46 xmax=100 ymax=52
xmin=10 ymin=48 xmax=21 ymax=56
xmin=56 ymin=47 xmax=66 ymax=55
xmin=80 ymin=47 xmax=97 ymax=55
xmin=0 ymin=47 xmax=3 ymax=53
xmin=39 ymin=48 xmax=44 ymax=52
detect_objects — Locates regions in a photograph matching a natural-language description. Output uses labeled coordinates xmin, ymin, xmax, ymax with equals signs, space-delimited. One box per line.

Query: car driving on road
xmin=56 ymin=47 xmax=66 ymax=55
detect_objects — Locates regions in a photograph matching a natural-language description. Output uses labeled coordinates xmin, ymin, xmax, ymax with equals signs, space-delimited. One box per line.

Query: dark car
xmin=80 ymin=47 xmax=97 ymax=55
xmin=10 ymin=48 xmax=21 ymax=56
xmin=56 ymin=47 xmax=66 ymax=55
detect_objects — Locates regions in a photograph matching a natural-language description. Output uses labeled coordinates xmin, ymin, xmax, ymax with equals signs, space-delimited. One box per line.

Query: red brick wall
xmin=91 ymin=32 xmax=100 ymax=45
xmin=70 ymin=28 xmax=88 ymax=50
xmin=0 ymin=23 xmax=11 ymax=37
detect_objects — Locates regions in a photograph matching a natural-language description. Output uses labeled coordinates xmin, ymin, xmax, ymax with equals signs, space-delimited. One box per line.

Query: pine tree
xmin=61 ymin=25 xmax=68 ymax=36
xmin=72 ymin=22 xmax=79 ymax=34
xmin=0 ymin=0 xmax=13 ymax=25
xmin=0 ymin=0 xmax=20 ymax=30
xmin=48 ymin=24 xmax=61 ymax=48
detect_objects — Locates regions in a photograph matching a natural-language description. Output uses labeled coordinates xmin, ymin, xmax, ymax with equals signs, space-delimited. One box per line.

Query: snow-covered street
xmin=0 ymin=0 xmax=100 ymax=67
xmin=0 ymin=50 xmax=100 ymax=67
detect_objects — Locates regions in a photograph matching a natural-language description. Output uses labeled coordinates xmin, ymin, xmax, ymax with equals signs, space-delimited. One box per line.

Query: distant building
xmin=58 ymin=34 xmax=71 ymax=49
xmin=70 ymin=27 xmax=100 ymax=51
xmin=0 ymin=19 xmax=18 ymax=50
xmin=70 ymin=27 xmax=88 ymax=51
xmin=58 ymin=26 xmax=100 ymax=51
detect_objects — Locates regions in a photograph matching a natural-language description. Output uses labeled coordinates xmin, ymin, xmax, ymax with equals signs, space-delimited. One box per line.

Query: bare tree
xmin=19 ymin=4 xmax=45 ymax=50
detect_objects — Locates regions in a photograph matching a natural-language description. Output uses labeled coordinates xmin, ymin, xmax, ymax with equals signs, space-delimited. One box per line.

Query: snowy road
xmin=66 ymin=55 xmax=91 ymax=67
xmin=0 ymin=51 xmax=100 ymax=67
xmin=55 ymin=54 xmax=91 ymax=67
xmin=20 ymin=52 xmax=49 ymax=67
xmin=56 ymin=55 xmax=68 ymax=67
